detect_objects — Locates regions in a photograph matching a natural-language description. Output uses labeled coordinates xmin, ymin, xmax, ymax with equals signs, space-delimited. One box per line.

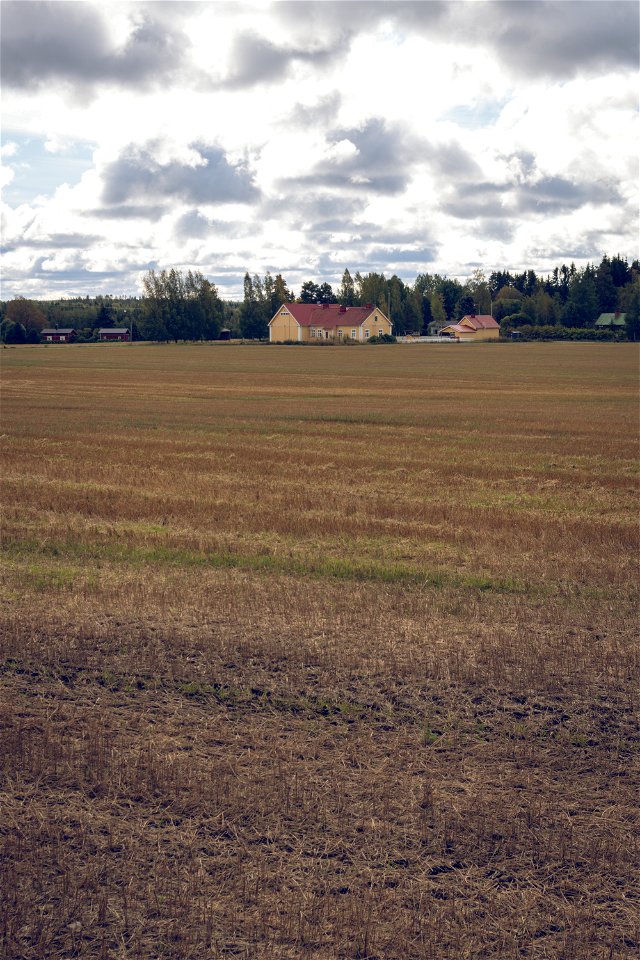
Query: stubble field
xmin=1 ymin=341 xmax=638 ymax=959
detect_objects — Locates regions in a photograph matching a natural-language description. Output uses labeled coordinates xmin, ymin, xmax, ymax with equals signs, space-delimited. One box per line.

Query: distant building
xmin=98 ymin=328 xmax=130 ymax=342
xmin=440 ymin=315 xmax=500 ymax=341
xmin=269 ymin=303 xmax=392 ymax=342
xmin=595 ymin=312 xmax=626 ymax=329
xmin=41 ymin=328 xmax=77 ymax=343
xmin=427 ymin=319 xmax=449 ymax=336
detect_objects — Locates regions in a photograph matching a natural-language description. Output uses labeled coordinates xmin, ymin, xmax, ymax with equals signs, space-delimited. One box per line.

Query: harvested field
xmin=1 ymin=341 xmax=639 ymax=959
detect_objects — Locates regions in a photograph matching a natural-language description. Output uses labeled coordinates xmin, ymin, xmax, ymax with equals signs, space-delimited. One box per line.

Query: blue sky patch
xmin=442 ymin=100 xmax=506 ymax=130
xmin=2 ymin=134 xmax=95 ymax=206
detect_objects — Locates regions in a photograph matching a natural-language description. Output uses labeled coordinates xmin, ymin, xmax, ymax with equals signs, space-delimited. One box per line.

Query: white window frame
xmin=365 ymin=329 xmax=370 ymax=339
xmin=351 ymin=329 xmax=356 ymax=339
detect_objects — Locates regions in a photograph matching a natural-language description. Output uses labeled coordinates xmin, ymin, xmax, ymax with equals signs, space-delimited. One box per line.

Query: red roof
xmin=460 ymin=314 xmax=499 ymax=330
xmin=276 ymin=303 xmax=382 ymax=329
xmin=442 ymin=323 xmax=468 ymax=334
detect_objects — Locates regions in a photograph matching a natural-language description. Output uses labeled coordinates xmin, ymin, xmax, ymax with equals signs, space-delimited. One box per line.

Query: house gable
xmin=268 ymin=306 xmax=295 ymax=326
xmin=441 ymin=315 xmax=500 ymax=340
xmin=460 ymin=314 xmax=499 ymax=331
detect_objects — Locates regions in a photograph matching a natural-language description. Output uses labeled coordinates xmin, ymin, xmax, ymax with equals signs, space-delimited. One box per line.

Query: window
xmin=365 ymin=329 xmax=370 ymax=338
xmin=378 ymin=329 xmax=383 ymax=337
xmin=351 ymin=329 xmax=356 ymax=339
xmin=337 ymin=329 xmax=343 ymax=338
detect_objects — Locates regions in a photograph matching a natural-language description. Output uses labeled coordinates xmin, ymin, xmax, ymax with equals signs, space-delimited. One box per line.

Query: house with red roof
xmin=269 ymin=303 xmax=392 ymax=343
xmin=440 ymin=315 xmax=500 ymax=341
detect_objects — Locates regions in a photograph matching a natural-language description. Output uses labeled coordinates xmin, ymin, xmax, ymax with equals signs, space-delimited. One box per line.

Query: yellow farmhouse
xmin=269 ymin=303 xmax=392 ymax=342
xmin=440 ymin=314 xmax=500 ymax=341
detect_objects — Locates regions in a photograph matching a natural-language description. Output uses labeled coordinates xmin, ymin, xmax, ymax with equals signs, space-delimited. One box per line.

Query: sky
xmin=1 ymin=0 xmax=638 ymax=301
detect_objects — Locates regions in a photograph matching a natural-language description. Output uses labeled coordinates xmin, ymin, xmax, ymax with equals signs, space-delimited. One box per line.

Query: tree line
xmin=2 ymin=254 xmax=639 ymax=343
xmin=0 ymin=273 xmax=232 ymax=344
xmin=238 ymin=255 xmax=639 ymax=341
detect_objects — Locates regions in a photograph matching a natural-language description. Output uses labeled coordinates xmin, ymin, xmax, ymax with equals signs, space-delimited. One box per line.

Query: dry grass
xmin=1 ymin=341 xmax=638 ymax=958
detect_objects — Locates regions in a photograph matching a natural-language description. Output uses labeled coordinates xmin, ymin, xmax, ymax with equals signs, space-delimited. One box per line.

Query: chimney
xmin=322 ymin=303 xmax=329 ymax=309
xmin=339 ymin=305 xmax=346 ymax=313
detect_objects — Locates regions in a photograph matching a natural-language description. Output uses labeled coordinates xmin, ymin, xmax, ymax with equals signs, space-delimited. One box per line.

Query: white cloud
xmin=0 ymin=168 xmax=16 ymax=192
xmin=0 ymin=0 xmax=637 ymax=299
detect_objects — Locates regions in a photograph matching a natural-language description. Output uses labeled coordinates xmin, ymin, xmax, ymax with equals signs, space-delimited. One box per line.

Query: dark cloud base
xmin=101 ymin=142 xmax=259 ymax=207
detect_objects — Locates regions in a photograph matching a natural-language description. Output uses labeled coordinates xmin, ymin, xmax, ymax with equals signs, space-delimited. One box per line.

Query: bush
xmin=367 ymin=333 xmax=397 ymax=344
xmin=504 ymin=324 xmax=622 ymax=342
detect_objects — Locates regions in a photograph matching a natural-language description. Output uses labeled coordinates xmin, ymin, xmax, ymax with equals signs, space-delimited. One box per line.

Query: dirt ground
xmin=1 ymin=343 xmax=638 ymax=957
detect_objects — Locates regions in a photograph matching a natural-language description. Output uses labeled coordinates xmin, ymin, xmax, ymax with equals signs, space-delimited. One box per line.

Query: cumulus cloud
xmin=476 ymin=218 xmax=516 ymax=243
xmin=440 ymin=171 xmax=620 ymax=223
xmin=0 ymin=1 xmax=189 ymax=93
xmin=368 ymin=245 xmax=439 ymax=265
xmin=514 ymin=176 xmax=621 ymax=214
xmin=1 ymin=232 xmax=102 ymax=253
xmin=218 ymin=31 xmax=351 ymax=89
xmin=0 ymin=1 xmax=637 ymax=299
xmin=280 ymin=118 xmax=423 ymax=196
xmin=274 ymin=1 xmax=447 ymax=42
xmin=101 ymin=141 xmax=259 ymax=206
xmin=173 ymin=211 xmax=256 ymax=241
xmin=482 ymin=0 xmax=639 ymax=79
xmin=288 ymin=94 xmax=343 ymax=128
xmin=4 ymin=253 xmax=125 ymax=286
xmin=442 ymin=195 xmax=507 ymax=220
xmin=262 ymin=193 xmax=363 ymax=227
xmin=426 ymin=142 xmax=482 ymax=180
xmin=275 ymin=1 xmax=637 ymax=79
xmin=85 ymin=204 xmax=168 ymax=222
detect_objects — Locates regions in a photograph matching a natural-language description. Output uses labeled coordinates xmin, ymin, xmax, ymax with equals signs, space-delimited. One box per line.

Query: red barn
xmin=99 ymin=328 xmax=130 ymax=342
xmin=41 ymin=328 xmax=77 ymax=343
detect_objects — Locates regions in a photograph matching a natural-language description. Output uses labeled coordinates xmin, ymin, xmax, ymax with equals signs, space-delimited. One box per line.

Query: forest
xmin=1 ymin=254 xmax=638 ymax=343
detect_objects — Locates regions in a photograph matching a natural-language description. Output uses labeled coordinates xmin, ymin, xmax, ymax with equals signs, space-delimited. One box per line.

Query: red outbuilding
xmin=41 ymin=328 xmax=77 ymax=343
xmin=99 ymin=328 xmax=130 ymax=342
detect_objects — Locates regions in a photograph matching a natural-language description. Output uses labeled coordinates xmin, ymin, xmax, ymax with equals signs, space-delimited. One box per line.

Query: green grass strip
xmin=2 ymin=536 xmax=530 ymax=594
